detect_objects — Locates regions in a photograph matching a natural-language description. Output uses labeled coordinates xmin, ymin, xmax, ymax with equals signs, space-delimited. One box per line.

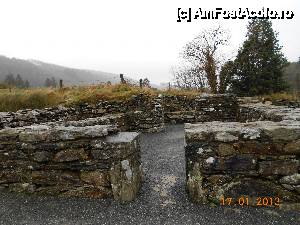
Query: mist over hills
xmin=0 ymin=55 xmax=123 ymax=86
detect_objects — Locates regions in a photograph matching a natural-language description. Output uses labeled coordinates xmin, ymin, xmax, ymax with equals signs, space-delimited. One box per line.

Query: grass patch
xmin=0 ymin=88 xmax=66 ymax=112
xmin=160 ymin=88 xmax=204 ymax=98
xmin=65 ymin=84 xmax=157 ymax=105
xmin=259 ymin=92 xmax=299 ymax=102
xmin=0 ymin=84 xmax=158 ymax=112
xmin=2 ymin=85 xmax=298 ymax=112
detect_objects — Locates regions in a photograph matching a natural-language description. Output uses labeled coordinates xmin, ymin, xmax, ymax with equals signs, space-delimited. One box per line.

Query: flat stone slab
xmin=0 ymin=124 xmax=118 ymax=142
xmin=105 ymin=132 xmax=139 ymax=143
xmin=241 ymin=102 xmax=300 ymax=121
xmin=185 ymin=120 xmax=300 ymax=143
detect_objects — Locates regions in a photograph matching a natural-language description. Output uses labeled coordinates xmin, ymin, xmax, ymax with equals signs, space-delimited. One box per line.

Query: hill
xmin=0 ymin=55 xmax=121 ymax=86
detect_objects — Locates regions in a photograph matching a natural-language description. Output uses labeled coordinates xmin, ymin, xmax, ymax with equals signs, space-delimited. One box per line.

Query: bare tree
xmin=172 ymin=64 xmax=204 ymax=90
xmin=142 ymin=78 xmax=151 ymax=88
xmin=174 ymin=26 xmax=230 ymax=93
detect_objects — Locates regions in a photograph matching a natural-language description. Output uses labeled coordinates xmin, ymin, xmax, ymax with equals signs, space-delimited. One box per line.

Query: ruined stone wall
xmin=163 ymin=94 xmax=239 ymax=123
xmin=0 ymin=93 xmax=239 ymax=132
xmin=185 ymin=121 xmax=300 ymax=210
xmin=239 ymin=102 xmax=300 ymax=122
xmin=0 ymin=94 xmax=165 ymax=133
xmin=0 ymin=123 xmax=143 ymax=202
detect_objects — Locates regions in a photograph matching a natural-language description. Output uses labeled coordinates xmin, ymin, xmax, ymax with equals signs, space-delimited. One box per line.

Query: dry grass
xmin=259 ymin=92 xmax=299 ymax=102
xmin=2 ymin=84 xmax=298 ymax=112
xmin=0 ymin=88 xmax=66 ymax=112
xmin=0 ymin=84 xmax=209 ymax=112
xmin=66 ymin=84 xmax=157 ymax=105
xmin=161 ymin=88 xmax=204 ymax=98
xmin=0 ymin=84 xmax=158 ymax=112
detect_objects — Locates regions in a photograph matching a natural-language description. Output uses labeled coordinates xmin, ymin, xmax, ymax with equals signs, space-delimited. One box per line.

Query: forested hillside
xmin=0 ymin=55 xmax=120 ymax=87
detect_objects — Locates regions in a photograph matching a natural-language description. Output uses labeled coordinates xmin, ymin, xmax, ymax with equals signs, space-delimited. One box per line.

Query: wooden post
xmin=139 ymin=79 xmax=143 ymax=88
xmin=168 ymin=82 xmax=171 ymax=90
xmin=120 ymin=74 xmax=125 ymax=84
xmin=59 ymin=79 xmax=63 ymax=89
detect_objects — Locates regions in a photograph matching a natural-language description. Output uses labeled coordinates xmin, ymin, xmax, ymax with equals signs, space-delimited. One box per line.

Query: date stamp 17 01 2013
xmin=220 ymin=196 xmax=280 ymax=207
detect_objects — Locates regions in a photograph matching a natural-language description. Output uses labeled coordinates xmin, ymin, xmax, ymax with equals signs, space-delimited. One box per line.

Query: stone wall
xmin=0 ymin=94 xmax=165 ymax=133
xmin=163 ymin=94 xmax=239 ymax=123
xmin=0 ymin=93 xmax=239 ymax=132
xmin=239 ymin=102 xmax=300 ymax=122
xmin=185 ymin=121 xmax=300 ymax=210
xmin=0 ymin=123 xmax=143 ymax=202
xmin=2 ymin=92 xmax=300 ymax=206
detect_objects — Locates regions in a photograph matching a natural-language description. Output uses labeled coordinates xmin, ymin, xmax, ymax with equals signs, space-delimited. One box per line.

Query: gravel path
xmin=0 ymin=125 xmax=299 ymax=225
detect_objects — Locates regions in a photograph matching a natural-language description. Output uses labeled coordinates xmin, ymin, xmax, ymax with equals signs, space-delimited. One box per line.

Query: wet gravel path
xmin=0 ymin=124 xmax=300 ymax=225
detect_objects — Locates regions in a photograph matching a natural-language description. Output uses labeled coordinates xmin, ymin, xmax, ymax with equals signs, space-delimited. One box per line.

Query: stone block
xmin=280 ymin=174 xmax=300 ymax=185
xmin=80 ymin=170 xmax=110 ymax=187
xmin=33 ymin=151 xmax=53 ymax=162
xmin=258 ymin=160 xmax=299 ymax=176
xmin=53 ymin=149 xmax=88 ymax=162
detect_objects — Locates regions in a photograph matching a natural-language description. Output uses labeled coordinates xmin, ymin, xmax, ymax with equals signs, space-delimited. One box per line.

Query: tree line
xmin=0 ymin=74 xmax=59 ymax=89
xmin=173 ymin=19 xmax=296 ymax=96
xmin=44 ymin=77 xmax=58 ymax=88
xmin=2 ymin=73 xmax=30 ymax=88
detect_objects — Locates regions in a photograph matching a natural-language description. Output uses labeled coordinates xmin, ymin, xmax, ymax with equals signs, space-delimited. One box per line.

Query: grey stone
xmin=80 ymin=170 xmax=110 ymax=187
xmin=215 ymin=132 xmax=238 ymax=142
xmin=53 ymin=149 xmax=88 ymax=162
xmin=217 ymin=143 xmax=236 ymax=156
xmin=33 ymin=151 xmax=52 ymax=162
xmin=280 ymin=173 xmax=300 ymax=185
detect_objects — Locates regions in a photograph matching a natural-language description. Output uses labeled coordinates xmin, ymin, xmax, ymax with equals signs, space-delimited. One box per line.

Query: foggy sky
xmin=0 ymin=0 xmax=299 ymax=85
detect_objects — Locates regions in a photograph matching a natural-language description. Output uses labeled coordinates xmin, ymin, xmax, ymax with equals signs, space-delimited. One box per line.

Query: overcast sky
xmin=0 ymin=0 xmax=299 ymax=85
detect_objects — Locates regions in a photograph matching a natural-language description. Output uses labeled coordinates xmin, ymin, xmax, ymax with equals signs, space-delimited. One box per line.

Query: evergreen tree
xmin=24 ymin=80 xmax=30 ymax=88
xmin=44 ymin=78 xmax=52 ymax=87
xmin=15 ymin=74 xmax=24 ymax=88
xmin=219 ymin=61 xmax=234 ymax=93
xmin=50 ymin=77 xmax=57 ymax=88
xmin=4 ymin=73 xmax=15 ymax=87
xmin=229 ymin=19 xmax=288 ymax=96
